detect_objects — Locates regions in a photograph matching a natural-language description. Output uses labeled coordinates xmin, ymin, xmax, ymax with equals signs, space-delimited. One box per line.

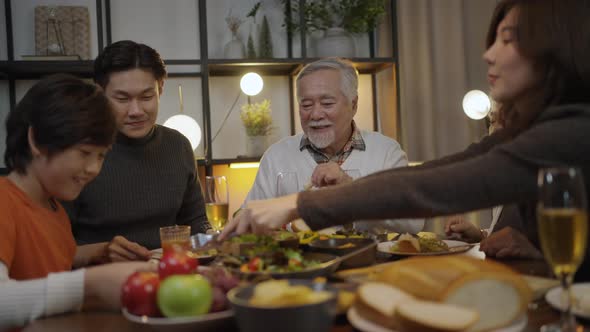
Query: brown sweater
xmin=298 ymin=104 xmax=590 ymax=281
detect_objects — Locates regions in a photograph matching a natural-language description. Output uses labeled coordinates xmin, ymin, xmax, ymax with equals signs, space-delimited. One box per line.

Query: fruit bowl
xmin=122 ymin=308 xmax=234 ymax=332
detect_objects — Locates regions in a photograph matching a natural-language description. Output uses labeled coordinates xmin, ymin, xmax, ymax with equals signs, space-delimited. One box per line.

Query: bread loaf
xmin=354 ymin=282 xmax=413 ymax=329
xmin=376 ymin=256 xmax=532 ymax=331
xmin=395 ymin=299 xmax=479 ymax=332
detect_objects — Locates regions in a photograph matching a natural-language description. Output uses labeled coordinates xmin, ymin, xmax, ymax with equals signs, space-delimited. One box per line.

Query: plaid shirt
xmin=299 ymin=121 xmax=366 ymax=166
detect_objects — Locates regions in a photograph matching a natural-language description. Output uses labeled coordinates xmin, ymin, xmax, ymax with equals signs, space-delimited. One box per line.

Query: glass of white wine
xmin=538 ymin=167 xmax=588 ymax=332
xmin=204 ymin=176 xmax=229 ymax=233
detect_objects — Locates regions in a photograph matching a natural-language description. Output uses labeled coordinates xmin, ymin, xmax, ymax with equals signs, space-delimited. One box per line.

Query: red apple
xmin=121 ymin=271 xmax=161 ymax=317
xmin=158 ymin=249 xmax=199 ymax=279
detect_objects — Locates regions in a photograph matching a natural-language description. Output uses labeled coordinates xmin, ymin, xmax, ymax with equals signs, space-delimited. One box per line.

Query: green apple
xmin=157 ymin=274 xmax=213 ymax=317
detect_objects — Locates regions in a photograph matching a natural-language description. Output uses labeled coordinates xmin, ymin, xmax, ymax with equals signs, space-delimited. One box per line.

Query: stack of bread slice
xmin=353 ymin=256 xmax=532 ymax=331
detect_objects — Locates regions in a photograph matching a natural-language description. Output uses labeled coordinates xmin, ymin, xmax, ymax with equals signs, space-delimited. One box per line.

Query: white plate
xmin=377 ymin=240 xmax=474 ymax=256
xmin=122 ymin=308 xmax=234 ymax=332
xmin=347 ymin=306 xmax=527 ymax=332
xmin=545 ymin=282 xmax=590 ymax=319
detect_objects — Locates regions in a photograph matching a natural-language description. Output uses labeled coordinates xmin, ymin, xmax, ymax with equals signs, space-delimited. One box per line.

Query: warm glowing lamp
xmin=163 ymin=85 xmax=202 ymax=150
xmin=462 ymin=90 xmax=491 ymax=120
xmin=229 ymin=162 xmax=260 ymax=169
xmin=240 ymin=72 xmax=263 ymax=97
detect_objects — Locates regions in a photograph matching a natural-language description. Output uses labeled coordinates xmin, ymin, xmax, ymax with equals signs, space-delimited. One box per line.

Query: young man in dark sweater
xmin=65 ymin=41 xmax=210 ymax=261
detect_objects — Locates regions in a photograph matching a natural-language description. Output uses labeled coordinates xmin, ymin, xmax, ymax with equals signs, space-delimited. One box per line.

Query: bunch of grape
xmin=201 ymin=267 xmax=240 ymax=312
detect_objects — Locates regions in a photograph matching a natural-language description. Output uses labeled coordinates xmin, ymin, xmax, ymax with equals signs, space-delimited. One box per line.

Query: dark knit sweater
xmin=65 ymin=125 xmax=209 ymax=249
xmin=298 ymin=104 xmax=590 ymax=281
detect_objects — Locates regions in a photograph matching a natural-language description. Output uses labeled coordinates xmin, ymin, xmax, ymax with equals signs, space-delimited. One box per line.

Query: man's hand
xmin=219 ymin=194 xmax=299 ymax=240
xmin=311 ymin=162 xmax=353 ymax=187
xmin=479 ymin=227 xmax=544 ymax=259
xmin=83 ymin=261 xmax=156 ymax=311
xmin=106 ymin=236 xmax=151 ymax=262
xmin=444 ymin=215 xmax=483 ymax=242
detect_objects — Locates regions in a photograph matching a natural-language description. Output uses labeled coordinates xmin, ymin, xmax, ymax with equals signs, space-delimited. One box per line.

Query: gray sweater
xmin=65 ymin=125 xmax=209 ymax=249
xmin=298 ymin=104 xmax=590 ymax=281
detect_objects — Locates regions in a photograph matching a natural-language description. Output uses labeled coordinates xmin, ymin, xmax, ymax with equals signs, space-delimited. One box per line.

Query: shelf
xmin=0 ymin=58 xmax=396 ymax=80
xmin=208 ymin=59 xmax=302 ymax=76
xmin=207 ymin=58 xmax=396 ymax=76
xmin=196 ymin=157 xmax=261 ymax=166
xmin=0 ymin=60 xmax=95 ymax=79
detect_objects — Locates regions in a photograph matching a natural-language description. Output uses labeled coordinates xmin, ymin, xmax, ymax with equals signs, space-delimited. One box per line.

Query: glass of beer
xmin=538 ymin=167 xmax=588 ymax=332
xmin=204 ymin=176 xmax=229 ymax=233
xmin=160 ymin=225 xmax=191 ymax=252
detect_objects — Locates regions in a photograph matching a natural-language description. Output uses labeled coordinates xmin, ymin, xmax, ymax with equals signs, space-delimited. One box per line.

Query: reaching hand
xmin=219 ymin=194 xmax=300 ymax=240
xmin=311 ymin=162 xmax=353 ymax=188
xmin=479 ymin=227 xmax=544 ymax=259
xmin=106 ymin=236 xmax=151 ymax=262
xmin=444 ymin=215 xmax=483 ymax=242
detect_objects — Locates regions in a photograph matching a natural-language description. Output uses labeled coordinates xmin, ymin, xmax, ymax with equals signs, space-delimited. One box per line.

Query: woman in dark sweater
xmin=221 ymin=0 xmax=590 ymax=281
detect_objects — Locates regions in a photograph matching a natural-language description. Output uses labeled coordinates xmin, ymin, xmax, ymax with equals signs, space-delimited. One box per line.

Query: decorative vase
xmin=315 ymin=27 xmax=356 ymax=58
xmin=245 ymin=135 xmax=268 ymax=157
xmin=223 ymin=31 xmax=245 ymax=59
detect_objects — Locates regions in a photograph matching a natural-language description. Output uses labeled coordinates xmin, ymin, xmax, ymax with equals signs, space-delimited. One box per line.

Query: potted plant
xmin=283 ymin=0 xmax=386 ymax=57
xmin=240 ymin=99 xmax=273 ymax=156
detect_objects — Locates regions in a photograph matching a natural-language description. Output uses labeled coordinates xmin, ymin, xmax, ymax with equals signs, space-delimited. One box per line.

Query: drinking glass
xmin=277 ymin=172 xmax=300 ymax=197
xmin=204 ymin=176 xmax=229 ymax=233
xmin=538 ymin=167 xmax=588 ymax=332
xmin=160 ymin=225 xmax=191 ymax=252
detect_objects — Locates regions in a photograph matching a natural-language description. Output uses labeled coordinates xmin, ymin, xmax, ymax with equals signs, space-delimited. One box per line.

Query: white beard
xmin=308 ymin=129 xmax=335 ymax=149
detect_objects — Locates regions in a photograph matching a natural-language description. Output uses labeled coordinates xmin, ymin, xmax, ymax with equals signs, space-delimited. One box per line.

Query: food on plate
xmin=236 ymin=247 xmax=320 ymax=273
xmin=297 ymin=229 xmax=368 ymax=245
xmin=395 ymin=300 xmax=479 ymax=332
xmin=354 ymin=282 xmax=413 ymax=330
xmin=249 ymin=280 xmax=332 ymax=307
xmin=336 ymin=243 xmax=356 ymax=249
xmin=391 ymin=233 xmax=449 ymax=253
xmin=223 ymin=232 xmax=299 ymax=256
xmin=218 ymin=233 xmax=321 ymax=273
xmin=298 ymin=231 xmax=320 ymax=244
xmin=291 ymin=218 xmax=311 ymax=232
xmin=375 ymin=256 xmax=532 ymax=331
xmin=417 ymin=231 xmax=438 ymax=240
xmin=353 ymin=281 xmax=479 ymax=332
xmin=337 ymin=290 xmax=356 ymax=313
xmin=157 ymin=274 xmax=212 ymax=317
xmin=121 ymin=271 xmax=161 ymax=317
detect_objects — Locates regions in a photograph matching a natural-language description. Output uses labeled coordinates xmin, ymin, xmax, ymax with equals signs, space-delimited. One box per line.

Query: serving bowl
xmin=308 ymin=237 xmax=377 ymax=269
xmin=227 ymin=279 xmax=338 ymax=332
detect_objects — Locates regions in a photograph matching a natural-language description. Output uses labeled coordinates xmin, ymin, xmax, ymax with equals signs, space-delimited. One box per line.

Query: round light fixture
xmin=240 ymin=72 xmax=263 ymax=96
xmin=462 ymin=90 xmax=491 ymax=120
xmin=163 ymin=114 xmax=202 ymax=151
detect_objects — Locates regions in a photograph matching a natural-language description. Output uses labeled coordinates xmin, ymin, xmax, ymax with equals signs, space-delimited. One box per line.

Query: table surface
xmin=22 ymin=255 xmax=571 ymax=332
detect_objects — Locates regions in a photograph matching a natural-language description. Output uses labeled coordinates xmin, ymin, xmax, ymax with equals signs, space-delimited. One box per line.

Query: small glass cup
xmin=160 ymin=225 xmax=191 ymax=252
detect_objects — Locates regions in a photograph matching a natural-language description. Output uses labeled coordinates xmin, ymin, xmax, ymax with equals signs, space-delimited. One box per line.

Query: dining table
xmin=21 ymin=248 xmax=579 ymax=332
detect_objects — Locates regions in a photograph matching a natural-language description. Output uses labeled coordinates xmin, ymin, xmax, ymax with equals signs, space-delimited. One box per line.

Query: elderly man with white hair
xmin=243 ymin=57 xmax=423 ymax=234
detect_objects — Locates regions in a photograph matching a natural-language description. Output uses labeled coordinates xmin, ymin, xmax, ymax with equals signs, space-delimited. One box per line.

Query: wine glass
xmin=538 ymin=167 xmax=588 ymax=332
xmin=277 ymin=172 xmax=300 ymax=197
xmin=204 ymin=176 xmax=229 ymax=233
